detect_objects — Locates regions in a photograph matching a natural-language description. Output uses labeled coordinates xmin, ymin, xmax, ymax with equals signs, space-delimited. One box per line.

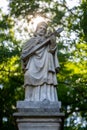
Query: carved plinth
xmin=14 ymin=100 xmax=65 ymax=130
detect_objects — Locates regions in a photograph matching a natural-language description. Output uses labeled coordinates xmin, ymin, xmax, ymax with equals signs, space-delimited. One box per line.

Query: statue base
xmin=14 ymin=100 xmax=65 ymax=130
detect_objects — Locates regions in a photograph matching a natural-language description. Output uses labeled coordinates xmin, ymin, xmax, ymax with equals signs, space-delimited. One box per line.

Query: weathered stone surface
xmin=14 ymin=108 xmax=64 ymax=130
xmin=14 ymin=100 xmax=64 ymax=130
xmin=21 ymin=22 xmax=60 ymax=102
xmin=16 ymin=118 xmax=62 ymax=130
xmin=13 ymin=22 xmax=65 ymax=130
xmin=17 ymin=100 xmax=61 ymax=112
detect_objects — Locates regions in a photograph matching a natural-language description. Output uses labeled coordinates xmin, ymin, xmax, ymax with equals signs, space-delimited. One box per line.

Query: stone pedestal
xmin=14 ymin=100 xmax=65 ymax=130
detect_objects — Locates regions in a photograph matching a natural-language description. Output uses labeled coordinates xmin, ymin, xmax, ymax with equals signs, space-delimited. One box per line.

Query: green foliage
xmin=55 ymin=1 xmax=87 ymax=127
xmin=0 ymin=10 xmax=24 ymax=130
xmin=9 ymin=0 xmax=65 ymax=26
xmin=9 ymin=0 xmax=39 ymax=16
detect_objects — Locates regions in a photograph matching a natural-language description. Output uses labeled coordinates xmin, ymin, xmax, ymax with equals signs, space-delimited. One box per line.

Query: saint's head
xmin=35 ymin=22 xmax=48 ymax=36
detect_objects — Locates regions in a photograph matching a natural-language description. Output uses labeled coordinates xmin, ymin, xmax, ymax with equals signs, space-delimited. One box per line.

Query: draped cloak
xmin=21 ymin=35 xmax=60 ymax=87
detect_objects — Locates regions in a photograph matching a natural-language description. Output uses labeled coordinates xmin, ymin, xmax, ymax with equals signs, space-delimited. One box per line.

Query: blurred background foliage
xmin=0 ymin=0 xmax=87 ymax=130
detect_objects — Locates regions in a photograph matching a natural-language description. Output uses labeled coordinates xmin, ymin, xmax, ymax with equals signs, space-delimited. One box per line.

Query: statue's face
xmin=36 ymin=25 xmax=47 ymax=36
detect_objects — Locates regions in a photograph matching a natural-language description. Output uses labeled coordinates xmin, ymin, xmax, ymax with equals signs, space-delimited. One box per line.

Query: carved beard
xmin=36 ymin=29 xmax=46 ymax=36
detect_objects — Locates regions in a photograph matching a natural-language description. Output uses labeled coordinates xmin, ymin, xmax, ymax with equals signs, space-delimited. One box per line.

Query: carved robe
xmin=21 ymin=35 xmax=60 ymax=101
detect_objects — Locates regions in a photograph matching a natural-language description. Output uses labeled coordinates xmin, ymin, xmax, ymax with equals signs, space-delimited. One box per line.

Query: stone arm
xmin=21 ymin=28 xmax=63 ymax=61
xmin=21 ymin=38 xmax=39 ymax=72
xmin=49 ymin=36 xmax=60 ymax=73
xmin=21 ymin=56 xmax=30 ymax=73
xmin=48 ymin=35 xmax=57 ymax=53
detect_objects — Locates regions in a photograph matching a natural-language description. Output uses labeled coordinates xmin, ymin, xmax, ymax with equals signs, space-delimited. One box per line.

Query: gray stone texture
xmin=21 ymin=21 xmax=60 ymax=102
xmin=16 ymin=117 xmax=62 ymax=130
xmin=14 ymin=100 xmax=65 ymax=130
xmin=14 ymin=22 xmax=65 ymax=130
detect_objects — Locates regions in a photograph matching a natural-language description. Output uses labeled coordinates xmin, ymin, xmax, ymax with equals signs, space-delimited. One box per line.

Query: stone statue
xmin=14 ymin=22 xmax=64 ymax=130
xmin=21 ymin=22 xmax=60 ymax=102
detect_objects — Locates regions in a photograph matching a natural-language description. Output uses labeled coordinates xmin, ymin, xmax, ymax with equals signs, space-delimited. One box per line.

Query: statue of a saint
xmin=21 ymin=22 xmax=60 ymax=102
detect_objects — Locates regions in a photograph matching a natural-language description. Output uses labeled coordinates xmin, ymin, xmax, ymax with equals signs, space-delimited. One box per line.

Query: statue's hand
xmin=31 ymin=39 xmax=40 ymax=48
xmin=55 ymin=67 xmax=60 ymax=73
xmin=50 ymin=35 xmax=56 ymax=41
